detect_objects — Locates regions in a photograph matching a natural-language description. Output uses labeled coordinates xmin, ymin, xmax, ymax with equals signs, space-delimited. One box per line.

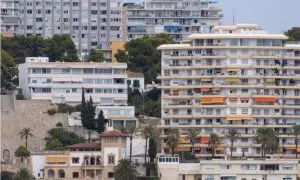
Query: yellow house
xmin=111 ymin=41 xmax=126 ymax=62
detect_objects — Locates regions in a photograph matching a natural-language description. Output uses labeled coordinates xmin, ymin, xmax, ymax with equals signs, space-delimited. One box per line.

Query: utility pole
xmin=232 ymin=10 xmax=236 ymax=25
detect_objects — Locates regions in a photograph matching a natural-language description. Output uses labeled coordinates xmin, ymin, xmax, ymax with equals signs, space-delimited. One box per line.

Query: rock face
xmin=1 ymin=95 xmax=68 ymax=165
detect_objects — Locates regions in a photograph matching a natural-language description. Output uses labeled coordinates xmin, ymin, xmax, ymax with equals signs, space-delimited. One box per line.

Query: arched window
xmin=3 ymin=149 xmax=10 ymax=162
xmin=48 ymin=169 xmax=55 ymax=178
xmin=58 ymin=169 xmax=65 ymax=178
xmin=84 ymin=156 xmax=89 ymax=165
xmin=90 ymin=156 xmax=95 ymax=165
xmin=96 ymin=156 xmax=101 ymax=165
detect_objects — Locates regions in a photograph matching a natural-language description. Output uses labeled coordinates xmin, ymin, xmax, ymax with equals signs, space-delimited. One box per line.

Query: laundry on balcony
xmin=254 ymin=97 xmax=276 ymax=103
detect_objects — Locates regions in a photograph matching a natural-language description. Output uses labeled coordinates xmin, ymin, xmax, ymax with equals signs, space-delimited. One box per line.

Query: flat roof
xmin=157 ymin=44 xmax=191 ymax=50
xmin=187 ymin=34 xmax=288 ymax=40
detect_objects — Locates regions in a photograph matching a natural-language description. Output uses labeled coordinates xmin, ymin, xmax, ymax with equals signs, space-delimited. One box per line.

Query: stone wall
xmin=1 ymin=95 xmax=68 ymax=167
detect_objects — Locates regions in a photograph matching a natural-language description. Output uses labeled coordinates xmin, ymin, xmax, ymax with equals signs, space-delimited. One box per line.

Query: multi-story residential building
xmin=19 ymin=57 xmax=128 ymax=105
xmin=69 ymin=105 xmax=138 ymax=129
xmin=158 ymin=24 xmax=300 ymax=158
xmin=31 ymin=130 xmax=128 ymax=179
xmin=0 ymin=0 xmax=22 ymax=36
xmin=123 ymin=0 xmax=222 ymax=42
xmin=21 ymin=0 xmax=123 ymax=57
xmin=157 ymin=156 xmax=299 ymax=180
xmin=127 ymin=72 xmax=145 ymax=92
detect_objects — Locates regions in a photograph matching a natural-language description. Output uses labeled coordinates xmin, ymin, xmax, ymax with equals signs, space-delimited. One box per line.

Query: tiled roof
xmin=99 ymin=130 xmax=128 ymax=137
xmin=127 ymin=71 xmax=144 ymax=77
xmin=67 ymin=143 xmax=101 ymax=149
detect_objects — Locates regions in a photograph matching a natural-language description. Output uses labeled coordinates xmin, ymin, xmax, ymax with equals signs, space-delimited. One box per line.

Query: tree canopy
xmin=1 ymin=34 xmax=78 ymax=64
xmin=15 ymin=146 xmax=30 ymax=163
xmin=1 ymin=49 xmax=17 ymax=90
xmin=285 ymin=27 xmax=300 ymax=41
xmin=44 ymin=127 xmax=85 ymax=150
xmin=114 ymin=34 xmax=173 ymax=83
xmin=88 ymin=49 xmax=105 ymax=62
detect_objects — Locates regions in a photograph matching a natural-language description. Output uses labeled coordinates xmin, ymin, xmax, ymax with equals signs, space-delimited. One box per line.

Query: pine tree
xmin=97 ymin=110 xmax=107 ymax=133
xmin=85 ymin=96 xmax=96 ymax=129
xmin=80 ymin=88 xmax=87 ymax=127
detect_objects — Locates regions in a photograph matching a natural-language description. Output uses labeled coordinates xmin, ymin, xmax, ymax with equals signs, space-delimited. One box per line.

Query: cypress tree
xmin=97 ymin=110 xmax=106 ymax=133
xmin=80 ymin=88 xmax=87 ymax=127
xmin=148 ymin=137 xmax=157 ymax=163
xmin=86 ymin=96 xmax=96 ymax=129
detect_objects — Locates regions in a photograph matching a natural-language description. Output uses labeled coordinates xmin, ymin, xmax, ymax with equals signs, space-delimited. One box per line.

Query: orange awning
xmin=174 ymin=147 xmax=190 ymax=152
xmin=46 ymin=156 xmax=68 ymax=163
xmin=254 ymin=97 xmax=276 ymax=103
xmin=201 ymin=97 xmax=224 ymax=104
xmin=216 ymin=146 xmax=224 ymax=151
xmin=201 ymin=136 xmax=209 ymax=143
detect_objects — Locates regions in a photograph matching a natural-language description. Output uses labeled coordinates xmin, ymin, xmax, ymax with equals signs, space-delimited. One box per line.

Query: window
xmin=48 ymin=169 xmax=55 ymax=178
xmin=36 ymin=18 xmax=43 ymax=22
xmin=72 ymin=172 xmax=79 ymax=178
xmin=91 ymin=10 xmax=97 ymax=14
xmin=108 ymin=172 xmax=114 ymax=178
xmin=46 ymin=10 xmax=51 ymax=14
xmin=73 ymin=2 xmax=78 ymax=6
xmin=27 ymin=9 xmax=32 ymax=14
xmin=63 ymin=18 xmax=68 ymax=22
xmin=230 ymin=108 xmax=237 ymax=114
xmin=83 ymin=68 xmax=94 ymax=74
xmin=73 ymin=18 xmax=78 ymax=22
xmin=72 ymin=157 xmax=79 ymax=164
xmin=182 ymin=175 xmax=186 ymax=180
xmin=91 ymin=26 xmax=97 ymax=30
xmin=91 ymin=2 xmax=97 ymax=6
xmin=108 ymin=155 xmax=115 ymax=164
xmin=58 ymin=169 xmax=65 ymax=178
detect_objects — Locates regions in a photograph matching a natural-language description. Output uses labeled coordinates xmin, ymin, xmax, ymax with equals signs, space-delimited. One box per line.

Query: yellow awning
xmin=297 ymin=147 xmax=300 ymax=152
xmin=216 ymin=146 xmax=225 ymax=151
xmin=179 ymin=137 xmax=190 ymax=144
xmin=226 ymin=115 xmax=252 ymax=121
xmin=226 ymin=77 xmax=240 ymax=82
xmin=227 ymin=68 xmax=240 ymax=72
xmin=201 ymin=78 xmax=212 ymax=82
xmin=174 ymin=147 xmax=190 ymax=152
xmin=266 ymin=79 xmax=276 ymax=83
xmin=46 ymin=156 xmax=68 ymax=163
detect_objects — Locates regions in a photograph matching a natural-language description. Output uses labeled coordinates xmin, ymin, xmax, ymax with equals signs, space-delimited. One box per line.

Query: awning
xmin=212 ymin=87 xmax=221 ymax=91
xmin=46 ymin=156 xmax=68 ymax=163
xmin=216 ymin=146 xmax=224 ymax=151
xmin=227 ymin=68 xmax=240 ymax=72
xmin=226 ymin=115 xmax=252 ymax=121
xmin=174 ymin=147 xmax=190 ymax=152
xmin=201 ymin=97 xmax=224 ymax=104
xmin=254 ymin=97 xmax=276 ymax=103
xmin=201 ymin=78 xmax=212 ymax=82
xmin=179 ymin=137 xmax=190 ymax=144
xmin=240 ymin=98 xmax=249 ymax=101
xmin=200 ymin=88 xmax=210 ymax=92
xmin=106 ymin=116 xmax=138 ymax=121
xmin=266 ymin=79 xmax=276 ymax=83
xmin=194 ymin=147 xmax=201 ymax=150
xmin=229 ymin=98 xmax=238 ymax=102
xmin=226 ymin=77 xmax=240 ymax=82
xmin=201 ymin=136 xmax=209 ymax=143
xmin=220 ymin=175 xmax=236 ymax=177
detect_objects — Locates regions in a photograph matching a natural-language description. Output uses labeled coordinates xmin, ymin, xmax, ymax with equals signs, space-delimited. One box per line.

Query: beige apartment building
xmin=157 ymin=156 xmax=299 ymax=180
xmin=157 ymin=24 xmax=300 ymax=158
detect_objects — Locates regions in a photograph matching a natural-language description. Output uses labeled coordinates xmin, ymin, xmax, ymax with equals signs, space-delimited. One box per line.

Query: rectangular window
xmin=230 ymin=108 xmax=237 ymax=114
xmin=72 ymin=157 xmax=79 ymax=164
xmin=72 ymin=172 xmax=79 ymax=178
xmin=108 ymin=155 xmax=115 ymax=164
xmin=83 ymin=68 xmax=94 ymax=74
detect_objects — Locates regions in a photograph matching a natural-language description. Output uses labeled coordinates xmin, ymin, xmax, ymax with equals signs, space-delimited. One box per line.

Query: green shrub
xmin=47 ymin=108 xmax=57 ymax=115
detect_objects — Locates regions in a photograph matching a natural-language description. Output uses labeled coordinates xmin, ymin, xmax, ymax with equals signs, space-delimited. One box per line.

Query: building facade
xmin=19 ymin=57 xmax=127 ymax=105
xmin=0 ymin=0 xmax=22 ymax=36
xmin=31 ymin=130 xmax=128 ymax=179
xmin=127 ymin=72 xmax=145 ymax=92
xmin=123 ymin=0 xmax=222 ymax=42
xmin=21 ymin=0 xmax=123 ymax=57
xmin=157 ymin=156 xmax=299 ymax=180
xmin=158 ymin=24 xmax=300 ymax=158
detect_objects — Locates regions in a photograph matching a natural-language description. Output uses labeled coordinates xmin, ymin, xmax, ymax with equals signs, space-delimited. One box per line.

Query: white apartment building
xmin=157 ymin=156 xmax=299 ymax=180
xmin=19 ymin=57 xmax=128 ymax=105
xmin=157 ymin=24 xmax=300 ymax=158
xmin=127 ymin=72 xmax=145 ymax=92
xmin=21 ymin=0 xmax=123 ymax=57
xmin=123 ymin=0 xmax=222 ymax=42
xmin=0 ymin=0 xmax=22 ymax=36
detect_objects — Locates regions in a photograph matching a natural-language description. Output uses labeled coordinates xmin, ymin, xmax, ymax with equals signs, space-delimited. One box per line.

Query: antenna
xmin=232 ymin=10 xmax=236 ymax=25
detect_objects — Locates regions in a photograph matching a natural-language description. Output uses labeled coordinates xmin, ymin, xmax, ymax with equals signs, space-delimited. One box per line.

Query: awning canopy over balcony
xmin=226 ymin=77 xmax=240 ymax=82
xmin=201 ymin=97 xmax=225 ymax=104
xmin=226 ymin=115 xmax=252 ymax=121
xmin=46 ymin=156 xmax=68 ymax=164
xmin=201 ymin=136 xmax=209 ymax=143
xmin=254 ymin=97 xmax=276 ymax=103
xmin=179 ymin=137 xmax=190 ymax=144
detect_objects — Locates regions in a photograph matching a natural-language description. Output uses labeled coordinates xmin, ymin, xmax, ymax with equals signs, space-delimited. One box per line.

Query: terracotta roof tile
xmin=67 ymin=143 xmax=101 ymax=149
xmin=99 ymin=130 xmax=128 ymax=137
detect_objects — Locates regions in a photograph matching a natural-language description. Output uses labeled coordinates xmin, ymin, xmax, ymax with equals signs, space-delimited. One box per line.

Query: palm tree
xmin=187 ymin=129 xmax=201 ymax=156
xmin=256 ymin=128 xmax=275 ymax=157
xmin=19 ymin=128 xmax=34 ymax=149
xmin=15 ymin=146 xmax=30 ymax=163
xmin=292 ymin=125 xmax=300 ymax=159
xmin=166 ymin=129 xmax=180 ymax=156
xmin=14 ymin=168 xmax=35 ymax=180
xmin=208 ymin=133 xmax=220 ymax=158
xmin=225 ymin=129 xmax=240 ymax=157
xmin=141 ymin=125 xmax=153 ymax=163
xmin=114 ymin=159 xmax=137 ymax=180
